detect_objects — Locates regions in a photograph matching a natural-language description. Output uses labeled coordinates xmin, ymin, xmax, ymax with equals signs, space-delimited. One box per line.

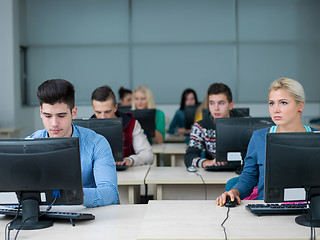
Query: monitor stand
xmin=295 ymin=195 xmax=320 ymax=227
xmin=9 ymin=192 xmax=53 ymax=230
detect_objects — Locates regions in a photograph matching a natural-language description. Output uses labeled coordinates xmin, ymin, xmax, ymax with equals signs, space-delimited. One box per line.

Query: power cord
xmin=220 ymin=207 xmax=230 ymax=240
xmin=194 ymin=172 xmax=207 ymax=200
xmin=5 ymin=204 xmax=21 ymax=240
xmin=8 ymin=196 xmax=58 ymax=240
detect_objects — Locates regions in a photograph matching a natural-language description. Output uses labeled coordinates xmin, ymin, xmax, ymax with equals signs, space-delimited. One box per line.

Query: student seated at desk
xmin=185 ymin=83 xmax=236 ymax=169
xmin=28 ymin=79 xmax=119 ymax=207
xmin=168 ymin=88 xmax=199 ymax=142
xmin=132 ymin=85 xmax=166 ymax=144
xmin=118 ymin=86 xmax=132 ymax=107
xmin=216 ymin=78 xmax=317 ymax=206
xmin=91 ymin=85 xmax=154 ymax=167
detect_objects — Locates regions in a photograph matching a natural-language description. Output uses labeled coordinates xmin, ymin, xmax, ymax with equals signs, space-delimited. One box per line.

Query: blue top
xmin=27 ymin=124 xmax=119 ymax=207
xmin=233 ymin=125 xmax=314 ymax=200
xmin=168 ymin=109 xmax=185 ymax=134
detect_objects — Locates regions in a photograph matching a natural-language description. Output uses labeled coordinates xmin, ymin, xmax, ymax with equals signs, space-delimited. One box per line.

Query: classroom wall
xmin=20 ymin=0 xmax=320 ymax=105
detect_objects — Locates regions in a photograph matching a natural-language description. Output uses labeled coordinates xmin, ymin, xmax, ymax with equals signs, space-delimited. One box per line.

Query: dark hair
xmin=180 ymin=88 xmax=199 ymax=110
xmin=37 ymin=79 xmax=75 ymax=111
xmin=91 ymin=85 xmax=116 ymax=106
xmin=207 ymin=83 xmax=233 ymax=103
xmin=118 ymin=87 xmax=132 ymax=100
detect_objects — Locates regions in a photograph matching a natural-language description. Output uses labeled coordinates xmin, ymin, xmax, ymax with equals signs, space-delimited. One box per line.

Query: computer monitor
xmin=120 ymin=109 xmax=156 ymax=138
xmin=265 ymin=132 xmax=320 ymax=227
xmin=185 ymin=105 xmax=200 ymax=130
xmin=0 ymin=137 xmax=83 ymax=230
xmin=202 ymin=108 xmax=250 ymax=121
xmin=73 ymin=118 xmax=123 ymax=162
xmin=215 ymin=117 xmax=274 ymax=163
xmin=117 ymin=105 xmax=131 ymax=112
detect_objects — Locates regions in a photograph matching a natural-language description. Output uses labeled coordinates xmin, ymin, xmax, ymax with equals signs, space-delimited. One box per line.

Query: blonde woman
xmin=132 ymin=85 xmax=166 ymax=144
xmin=216 ymin=77 xmax=317 ymax=206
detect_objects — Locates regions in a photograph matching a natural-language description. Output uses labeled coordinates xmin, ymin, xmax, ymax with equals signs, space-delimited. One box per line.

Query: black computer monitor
xmin=73 ymin=118 xmax=123 ymax=162
xmin=202 ymin=108 xmax=250 ymax=121
xmin=120 ymin=109 xmax=156 ymax=138
xmin=185 ymin=105 xmax=200 ymax=130
xmin=117 ymin=105 xmax=131 ymax=112
xmin=265 ymin=132 xmax=320 ymax=227
xmin=215 ymin=117 xmax=274 ymax=163
xmin=0 ymin=138 xmax=83 ymax=230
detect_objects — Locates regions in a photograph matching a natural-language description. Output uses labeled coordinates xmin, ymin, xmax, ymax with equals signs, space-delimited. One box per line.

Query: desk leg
xmin=128 ymin=186 xmax=135 ymax=204
xmin=170 ymin=155 xmax=176 ymax=167
xmin=152 ymin=154 xmax=157 ymax=167
xmin=128 ymin=185 xmax=140 ymax=204
xmin=156 ymin=185 xmax=163 ymax=200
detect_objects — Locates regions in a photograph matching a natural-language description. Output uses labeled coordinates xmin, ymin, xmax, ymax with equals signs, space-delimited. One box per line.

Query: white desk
xmin=152 ymin=143 xmax=187 ymax=167
xmin=163 ymin=143 xmax=187 ymax=166
xmin=145 ymin=167 xmax=238 ymax=200
xmin=1 ymin=200 xmax=318 ymax=239
xmin=117 ymin=165 xmax=151 ymax=204
xmin=137 ymin=200 xmax=319 ymax=240
xmin=151 ymin=144 xmax=166 ymax=166
xmin=164 ymin=133 xmax=185 ymax=143
xmin=0 ymin=204 xmax=146 ymax=240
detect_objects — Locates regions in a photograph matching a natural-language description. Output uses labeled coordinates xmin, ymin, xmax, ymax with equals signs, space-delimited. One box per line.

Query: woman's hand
xmin=216 ymin=189 xmax=241 ymax=207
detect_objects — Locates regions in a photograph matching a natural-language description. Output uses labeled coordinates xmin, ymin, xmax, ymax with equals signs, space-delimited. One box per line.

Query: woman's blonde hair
xmin=132 ymin=85 xmax=155 ymax=109
xmin=269 ymin=77 xmax=305 ymax=103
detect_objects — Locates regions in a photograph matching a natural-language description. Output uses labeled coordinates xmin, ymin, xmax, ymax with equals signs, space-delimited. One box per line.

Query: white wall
xmin=0 ymin=0 xmax=35 ymax=137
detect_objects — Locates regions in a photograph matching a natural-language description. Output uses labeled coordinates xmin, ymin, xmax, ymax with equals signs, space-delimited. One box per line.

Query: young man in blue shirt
xmin=28 ymin=79 xmax=119 ymax=207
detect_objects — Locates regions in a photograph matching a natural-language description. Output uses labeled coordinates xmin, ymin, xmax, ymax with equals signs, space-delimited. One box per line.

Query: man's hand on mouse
xmin=216 ymin=189 xmax=241 ymax=207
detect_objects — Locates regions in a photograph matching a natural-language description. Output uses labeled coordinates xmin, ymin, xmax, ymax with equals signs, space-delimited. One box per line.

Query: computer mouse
xmin=225 ymin=197 xmax=237 ymax=207
xmin=187 ymin=166 xmax=197 ymax=172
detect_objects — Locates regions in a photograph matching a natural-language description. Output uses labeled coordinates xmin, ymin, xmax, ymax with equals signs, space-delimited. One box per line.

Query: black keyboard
xmin=0 ymin=208 xmax=95 ymax=220
xmin=246 ymin=203 xmax=309 ymax=216
xmin=205 ymin=162 xmax=241 ymax=172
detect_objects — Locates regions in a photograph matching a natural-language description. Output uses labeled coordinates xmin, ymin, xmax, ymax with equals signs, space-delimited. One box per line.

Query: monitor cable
xmin=10 ymin=196 xmax=57 ymax=240
xmin=5 ymin=192 xmax=22 ymax=240
xmin=5 ymin=204 xmax=21 ymax=240
xmin=220 ymin=206 xmax=231 ymax=240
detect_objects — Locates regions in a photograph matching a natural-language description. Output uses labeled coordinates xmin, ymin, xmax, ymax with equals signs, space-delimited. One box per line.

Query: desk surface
xmin=117 ymin=165 xmax=151 ymax=185
xmin=0 ymin=204 xmax=146 ymax=240
xmin=163 ymin=143 xmax=187 ymax=154
xmin=164 ymin=133 xmax=185 ymax=143
xmin=152 ymin=143 xmax=187 ymax=154
xmin=138 ymin=200 xmax=318 ymax=240
xmin=146 ymin=166 xmax=238 ymax=184
xmin=1 ymin=200 xmax=318 ymax=240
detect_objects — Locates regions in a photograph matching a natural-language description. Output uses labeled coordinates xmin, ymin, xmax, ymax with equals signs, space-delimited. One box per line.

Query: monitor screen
xmin=185 ymin=105 xmax=200 ymax=130
xmin=0 ymin=137 xmax=83 ymax=230
xmin=265 ymin=132 xmax=320 ymax=227
xmin=120 ymin=109 xmax=156 ymax=138
xmin=73 ymin=118 xmax=123 ymax=162
xmin=215 ymin=117 xmax=274 ymax=163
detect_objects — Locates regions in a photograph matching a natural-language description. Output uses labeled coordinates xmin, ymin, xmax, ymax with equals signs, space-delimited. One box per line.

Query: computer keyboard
xmin=246 ymin=203 xmax=309 ymax=216
xmin=0 ymin=208 xmax=95 ymax=220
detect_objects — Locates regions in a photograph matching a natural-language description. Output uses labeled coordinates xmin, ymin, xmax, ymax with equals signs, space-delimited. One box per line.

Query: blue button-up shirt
xmin=28 ymin=124 xmax=119 ymax=207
